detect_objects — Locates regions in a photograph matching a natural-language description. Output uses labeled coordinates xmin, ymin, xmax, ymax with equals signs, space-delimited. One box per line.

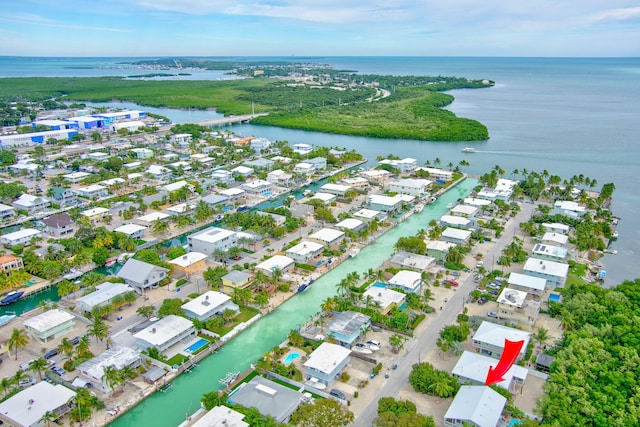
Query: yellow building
xmin=221 ymin=271 xmax=254 ymax=294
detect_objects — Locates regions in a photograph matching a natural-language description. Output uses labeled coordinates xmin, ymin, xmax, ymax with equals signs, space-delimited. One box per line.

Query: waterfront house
xmin=80 ymin=207 xmax=110 ymax=223
xmin=191 ymin=406 xmax=249 ymax=427
xmin=133 ymin=315 xmax=195 ymax=354
xmin=362 ymin=286 xmax=406 ymax=315
xmin=218 ymin=187 xmax=246 ymax=203
xmin=305 ymin=156 xmax=327 ymax=171
xmin=0 ymin=382 xmax=75 ymax=427
xmin=541 ymin=232 xmax=569 ymax=248
xmin=326 ymin=311 xmax=371 ymax=347
xmin=462 ymin=197 xmax=492 ymax=211
xmin=319 ymin=183 xmax=352 ymax=197
xmin=241 ymin=179 xmax=273 ymax=196
xmin=310 ymin=192 xmax=336 ymax=205
xmin=388 ymin=270 xmax=422 ymax=294
xmin=425 ymin=240 xmax=456 ymax=262
xmin=531 ymin=243 xmax=568 ymax=262
xmin=388 ymin=178 xmax=432 ymax=197
xmin=293 ymin=162 xmax=315 ymax=176
xmin=353 ymin=208 xmax=386 ymax=223
xmin=147 ymin=164 xmax=172 ymax=182
xmin=303 ymin=342 xmax=351 ymax=387
xmin=136 ymin=212 xmax=171 ymax=226
xmin=552 ymin=200 xmax=586 ymax=218
xmin=308 ymin=228 xmax=345 ymax=247
xmin=0 ymin=228 xmax=42 ymax=246
xmin=188 ymin=227 xmax=238 ymax=256
xmin=76 ymin=346 xmax=141 ymax=394
xmin=285 ymin=240 xmax=324 ymax=263
xmin=335 ymin=218 xmax=366 ymax=233
xmin=472 ymin=321 xmax=531 ymax=361
xmin=441 ymin=228 xmax=472 ymax=245
xmin=76 ymin=282 xmax=135 ymax=313
xmin=227 ymin=376 xmax=304 ymax=424
xmin=41 ymin=213 xmax=75 ymax=238
xmin=181 ymin=291 xmax=239 ymax=322
xmin=389 ymin=251 xmax=435 ymax=272
xmin=266 ymin=169 xmax=292 ymax=186
xmin=23 ymin=309 xmax=75 ymax=342
xmin=444 ymin=385 xmax=507 ymax=427
xmin=452 ymin=351 xmax=528 ymax=393
xmin=360 ymin=169 xmax=391 ymax=185
xmin=231 ymin=165 xmax=254 ymax=178
xmin=164 ymin=202 xmax=195 ymax=216
xmin=211 ymin=169 xmax=234 ymax=185
xmin=341 ymin=177 xmax=369 ymax=191
xmin=169 ymin=252 xmax=208 ymax=279
xmin=12 ymin=194 xmax=49 ymax=214
xmin=249 ymin=137 xmax=272 ymax=153
xmin=450 ymin=204 xmax=479 ymax=218
xmin=0 ymin=255 xmax=23 ymax=274
xmin=496 ymin=288 xmax=541 ymax=331
xmin=507 ymin=272 xmax=546 ymax=297
xmin=255 ymin=255 xmax=294 ymax=277
xmin=256 ymin=211 xmax=286 ymax=226
xmin=292 ymin=143 xmax=312 ymax=155
xmin=542 ymin=222 xmax=570 ymax=235
xmin=63 ymin=171 xmax=91 ymax=184
xmin=244 ymin=157 xmax=274 ymax=170
xmin=221 ymin=270 xmax=254 ymax=294
xmin=171 ymin=133 xmax=192 ymax=146
xmin=201 ymin=193 xmax=229 ymax=208
xmin=49 ymin=187 xmax=77 ymax=207
xmin=378 ymin=157 xmax=417 ymax=173
xmin=0 ymin=204 xmax=16 ymax=222
xmin=117 ymin=258 xmax=169 ymax=294
xmin=439 ymin=214 xmax=475 ymax=229
xmin=523 ymin=258 xmax=569 ymax=287
xmin=75 ymin=184 xmax=108 ymax=199
xmin=368 ymin=194 xmax=403 ymax=213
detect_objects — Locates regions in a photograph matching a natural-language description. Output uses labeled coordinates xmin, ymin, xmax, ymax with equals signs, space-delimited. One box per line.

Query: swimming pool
xmin=549 ymin=293 xmax=561 ymax=303
xmin=372 ymin=282 xmax=387 ymax=288
xmin=283 ymin=352 xmax=300 ymax=364
xmin=508 ymin=419 xmax=523 ymax=427
xmin=184 ymin=338 xmax=209 ymax=354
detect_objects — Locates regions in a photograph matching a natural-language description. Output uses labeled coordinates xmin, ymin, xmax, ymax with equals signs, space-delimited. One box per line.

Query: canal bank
xmin=108 ymin=178 xmax=476 ymax=427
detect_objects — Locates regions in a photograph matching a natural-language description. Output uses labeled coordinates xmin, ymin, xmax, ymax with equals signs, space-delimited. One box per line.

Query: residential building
xmin=542 ymin=222 xmax=570 ymax=235
xmin=117 ymin=258 xmax=169 ymax=294
xmin=218 ymin=188 xmax=246 ymax=202
xmin=378 ymin=157 xmax=417 ymax=173
xmin=190 ymin=406 xmax=249 ymax=427
xmin=341 ymin=177 xmax=369 ymax=191
xmin=169 ymin=252 xmax=208 ymax=279
xmin=255 ymin=255 xmax=294 ymax=277
xmin=389 ymin=251 xmax=435 ymax=272
xmin=227 ymin=377 xmax=304 ymax=424
xmin=305 ymin=157 xmax=327 ymax=171
xmin=541 ymin=232 xmax=569 ymax=247
xmin=76 ymin=282 xmax=135 ymax=313
xmin=221 ymin=271 xmax=254 ymax=294
xmin=231 ymin=166 xmax=254 ymax=178
xmin=0 ymin=382 xmax=75 ymax=427
xmin=256 ymin=211 xmax=286 ymax=226
xmin=308 ymin=228 xmax=345 ymax=247
xmin=450 ymin=205 xmax=479 ymax=218
xmin=266 ymin=169 xmax=292 ymax=186
xmin=303 ymin=342 xmax=351 ymax=387
xmin=523 ymin=258 xmax=569 ymax=287
xmin=507 ymin=272 xmax=546 ymax=297
xmin=415 ymin=167 xmax=454 ymax=181
xmin=171 ymin=133 xmax=192 ymax=146
xmin=335 ymin=218 xmax=366 ymax=233
xmin=164 ymin=203 xmax=195 ymax=216
xmin=463 ymin=197 xmax=492 ymax=211
xmin=241 ymin=179 xmax=273 ymax=196
xmin=439 ymin=215 xmax=475 ymax=229
xmin=426 ymin=240 xmax=457 ymax=261
xmin=23 ymin=309 xmax=75 ymax=342
xmin=472 ymin=321 xmax=531 ymax=361
xmin=360 ymin=169 xmax=391 ymax=184
xmin=201 ymin=193 xmax=229 ymax=207
xmin=0 ymin=255 xmax=23 ymax=274
xmin=443 ymin=385 xmax=507 ymax=427
xmin=292 ymin=143 xmax=312 ymax=155
xmin=114 ymin=223 xmax=147 ymax=240
xmin=441 ymin=228 xmax=472 ymax=245
xmin=362 ymin=287 xmax=406 ymax=315
xmin=123 ymin=161 xmax=143 ymax=170
xmin=12 ymin=194 xmax=49 ymax=214
xmin=134 ymin=315 xmax=195 ymax=353
xmin=326 ymin=311 xmax=371 ymax=347
xmin=496 ymin=288 xmax=541 ymax=330
xmin=41 ymin=213 xmax=74 ymax=237
xmin=368 ymin=194 xmax=403 ymax=212
xmin=535 ymin=353 xmax=555 ymax=374
xmin=76 ymin=346 xmax=141 ymax=394
xmin=552 ymin=200 xmax=586 ymax=217
xmin=147 ymin=164 xmax=172 ymax=182
xmin=0 ymin=228 xmax=42 ymax=246
xmin=131 ymin=147 xmax=154 ymax=159
xmin=388 ymin=178 xmax=432 ymax=196
xmin=75 ymin=184 xmax=108 ymax=199
xmin=188 ymin=227 xmax=238 ymax=256
xmin=452 ymin=351 xmax=528 ymax=393
xmin=0 ymin=204 xmax=16 ymax=221
xmin=531 ymin=243 xmax=568 ymax=262
xmin=80 ymin=207 xmax=110 ymax=223
xmin=319 ymin=183 xmax=352 ymax=197
xmin=388 ymin=270 xmax=422 ymax=293
xmin=211 ymin=169 xmax=234 ymax=185
xmin=63 ymin=171 xmax=91 ymax=184
xmin=293 ymin=162 xmax=315 ymax=176
xmin=181 ymin=291 xmax=239 ymax=322
xmin=249 ymin=137 xmax=272 ymax=153
xmin=136 ymin=212 xmax=171 ymax=226
xmin=163 ymin=180 xmax=193 ymax=193
xmin=353 ymin=208 xmax=386 ymax=223
xmin=244 ymin=157 xmax=274 ymax=170
xmin=285 ymin=240 xmax=324 ymax=263
xmin=310 ymin=192 xmax=336 ymax=205
xmin=270 ymin=155 xmax=293 ymax=164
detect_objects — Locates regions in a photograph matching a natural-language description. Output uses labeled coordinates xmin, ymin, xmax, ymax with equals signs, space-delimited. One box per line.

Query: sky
xmin=1 ymin=0 xmax=639 ymax=57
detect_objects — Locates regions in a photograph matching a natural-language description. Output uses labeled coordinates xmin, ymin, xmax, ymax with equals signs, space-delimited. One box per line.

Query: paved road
xmin=352 ymin=202 xmax=535 ymax=426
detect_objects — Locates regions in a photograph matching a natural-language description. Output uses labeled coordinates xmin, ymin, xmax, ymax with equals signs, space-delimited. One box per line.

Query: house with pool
xmin=388 ymin=270 xmax=423 ymax=294
xmin=133 ymin=315 xmax=195 ymax=354
xmin=326 ymin=311 xmax=371 ymax=347
xmin=181 ymin=291 xmax=239 ymax=322
xmin=303 ymin=342 xmax=352 ymax=387
xmin=444 ymin=385 xmax=506 ymax=427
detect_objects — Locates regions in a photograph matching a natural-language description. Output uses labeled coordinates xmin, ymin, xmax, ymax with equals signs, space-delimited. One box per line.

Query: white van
xmin=19 ymin=359 xmax=35 ymax=371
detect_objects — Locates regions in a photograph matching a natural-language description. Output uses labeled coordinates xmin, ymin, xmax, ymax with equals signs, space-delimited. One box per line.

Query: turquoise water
xmin=372 ymin=282 xmax=387 ymax=288
xmin=111 ymin=178 xmax=476 ymax=427
xmin=283 ymin=352 xmax=300 ymax=364
xmin=549 ymin=293 xmax=561 ymax=303
xmin=185 ymin=338 xmax=209 ymax=354
xmin=509 ymin=419 xmax=524 ymax=427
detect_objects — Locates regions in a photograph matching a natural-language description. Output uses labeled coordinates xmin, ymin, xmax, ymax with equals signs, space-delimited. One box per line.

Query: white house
xmin=285 ymin=240 xmax=324 ymax=263
xmin=12 ymin=194 xmax=49 ymax=214
xmin=304 ymin=157 xmax=327 ymax=171
xmin=426 ymin=240 xmax=456 ymax=261
xmin=507 ymin=272 xmax=547 ymax=296
xmin=531 ymin=243 xmax=568 ymax=262
xmin=231 ymin=165 xmax=254 ymax=178
xmin=319 ymin=183 xmax=352 ymax=197
xmin=360 ymin=169 xmax=391 ymax=184
xmin=133 ymin=315 xmax=196 ymax=353
xmin=441 ymin=228 xmax=472 ymax=245
xmin=266 ymin=169 xmax=292 ymax=186
xmin=181 ymin=291 xmax=239 ymax=322
xmin=211 ymin=169 xmax=234 ymax=185
xmin=63 ymin=171 xmax=91 ymax=184
xmin=23 ymin=309 xmax=75 ymax=342
xmin=188 ymin=227 xmax=238 ymax=255
xmin=496 ymin=288 xmax=541 ymax=330
xmin=308 ymin=228 xmax=345 ymax=247
xmin=378 ymin=157 xmax=417 ymax=173
xmin=0 ymin=228 xmax=42 ymax=246
xmin=75 ymin=184 xmax=109 ymax=199
xmin=241 ymin=179 xmax=273 ymax=196
xmin=310 ymin=192 xmax=336 ymax=205
xmin=76 ymin=346 xmax=141 ymax=394
xmin=76 ymin=282 xmax=135 ymax=313
xmin=388 ymin=270 xmax=422 ymax=293
xmin=353 ymin=208 xmax=386 ymax=223
xmin=255 ymin=255 xmax=295 ymax=277
xmin=389 ymin=251 xmax=436 ymax=272
xmin=552 ymin=200 xmax=586 ymax=217
xmin=190 ymin=406 xmax=249 ymax=427
xmin=335 ymin=218 xmax=366 ymax=233
xmin=439 ymin=215 xmax=474 ymax=229
xmin=450 ymin=205 xmax=479 ymax=218
xmin=444 ymin=385 xmax=507 ymax=427
xmin=463 ymin=197 xmax=492 ymax=210
xmin=131 ymin=147 xmax=154 ymax=159
xmin=0 ymin=203 xmax=16 ymax=222
xmin=341 ymin=177 xmax=369 ymax=190
xmin=0 ymin=382 xmax=75 ymax=427
xmin=388 ymin=178 xmax=432 ymax=196
xmin=117 ymin=258 xmax=169 ymax=293
xmin=472 ymin=321 xmax=531 ymax=361
xmin=292 ymin=143 xmax=312 ymax=155
xmin=293 ymin=162 xmax=315 ymax=176
xmin=362 ymin=286 xmax=406 ymax=315
xmin=368 ymin=194 xmax=404 ymax=212
xmin=542 ymin=222 xmax=570 ymax=235
xmin=415 ymin=167 xmax=453 ymax=181
xmin=452 ymin=351 xmax=528 ymax=393
xmin=171 ymin=133 xmax=192 ymax=146
xmin=146 ymin=164 xmax=172 ymax=182
xmin=303 ymin=342 xmax=351 ymax=387
xmin=218 ymin=188 xmax=246 ymax=202
xmin=523 ymin=258 xmax=569 ymax=287
xmin=163 ymin=180 xmax=192 ymax=193
xmin=542 ymin=232 xmax=569 ymax=247
xmin=136 ymin=211 xmax=170 ymax=226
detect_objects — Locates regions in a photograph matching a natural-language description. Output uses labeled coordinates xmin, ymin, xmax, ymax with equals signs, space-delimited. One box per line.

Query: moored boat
xmin=349 ymin=248 xmax=360 ymax=258
xmin=0 ymin=291 xmax=25 ymax=306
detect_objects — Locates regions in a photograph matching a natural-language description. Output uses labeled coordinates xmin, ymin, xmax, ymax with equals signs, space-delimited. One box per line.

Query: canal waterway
xmin=110 ymin=178 xmax=475 ymax=427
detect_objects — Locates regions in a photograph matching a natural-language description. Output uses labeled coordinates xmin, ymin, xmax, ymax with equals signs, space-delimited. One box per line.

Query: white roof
xmin=138 ymin=212 xmax=170 ymax=222
xmin=542 ymin=222 xmax=570 ymax=233
xmin=341 ymin=177 xmax=368 ymax=185
xmin=310 ymin=192 xmax=336 ymax=203
xmin=231 ymin=165 xmax=254 ymax=174
xmin=442 ymin=227 xmax=472 ymax=240
xmin=131 ymin=147 xmax=153 ymax=153
xmin=542 ymin=232 xmax=569 ymax=245
xmin=532 ymin=243 xmax=568 ymax=259
xmin=303 ymin=342 xmax=351 ymax=375
xmin=368 ymin=194 xmax=403 ymax=206
xmin=286 ymin=240 xmax=324 ymax=257
xmin=101 ymin=177 xmax=126 ymax=186
xmin=294 ymin=162 xmax=314 ymax=170
xmin=163 ymin=180 xmax=190 ymax=192
xmin=320 ymin=183 xmax=352 ymax=192
xmin=256 ymin=255 xmax=294 ymax=272
xmin=134 ymin=315 xmax=193 ymax=347
xmin=524 ymin=258 xmax=569 ymax=278
xmin=0 ymin=382 xmax=75 ymax=427
xmin=169 ymin=252 xmax=208 ymax=267
xmin=497 ymin=288 xmax=527 ymax=307
xmin=451 ymin=205 xmax=479 ymax=216
xmin=241 ymin=179 xmax=271 ymax=189
xmin=77 ymin=346 xmax=140 ymax=381
xmin=360 ymin=169 xmax=390 ymax=178
xmin=444 ymin=386 xmax=507 ymax=427
xmin=219 ymin=188 xmax=245 ymax=197
xmin=147 ymin=164 xmax=170 ymax=174
xmin=426 ymin=240 xmax=456 ymax=251
xmin=390 ymin=178 xmax=431 ymax=188
xmin=64 ymin=171 xmax=91 ymax=179
xmin=440 ymin=215 xmax=471 ymax=226
xmin=23 ymin=309 xmax=74 ymax=332
xmin=114 ymin=223 xmax=147 ymax=235
xmin=353 ymin=208 xmax=380 ymax=219
xmin=76 ymin=282 xmax=133 ymax=309
xmin=473 ymin=321 xmax=531 ymax=352
xmin=181 ymin=291 xmax=231 ymax=317
xmin=335 ymin=218 xmax=364 ymax=231
xmin=389 ymin=270 xmax=421 ymax=287
xmin=191 ymin=406 xmax=249 ymax=427
xmin=1 ymin=228 xmax=41 ymax=241
xmin=507 ymin=272 xmax=546 ymax=291
xmin=190 ymin=227 xmax=236 ymax=244
xmin=463 ymin=197 xmax=492 ymax=207
xmin=554 ymin=200 xmax=586 ymax=213
xmin=166 ymin=203 xmax=195 ymax=214
xmin=309 ymin=228 xmax=345 ymax=244
xmin=81 ymin=207 xmax=109 ymax=217
xmin=453 ymin=351 xmax=528 ymax=390
xmin=363 ymin=287 xmax=405 ymax=308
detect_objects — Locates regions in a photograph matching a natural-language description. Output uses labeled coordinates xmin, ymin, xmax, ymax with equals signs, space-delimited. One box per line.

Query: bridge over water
xmin=197 ymin=113 xmax=268 ymax=127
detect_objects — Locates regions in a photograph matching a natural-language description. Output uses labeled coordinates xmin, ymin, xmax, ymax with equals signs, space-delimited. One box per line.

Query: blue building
xmin=303 ymin=342 xmax=352 ymax=387
xmin=326 ymin=311 xmax=371 ymax=347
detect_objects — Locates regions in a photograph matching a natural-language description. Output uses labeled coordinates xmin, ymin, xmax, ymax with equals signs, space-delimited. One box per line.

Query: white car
xmin=487 ymin=311 xmax=498 ymax=318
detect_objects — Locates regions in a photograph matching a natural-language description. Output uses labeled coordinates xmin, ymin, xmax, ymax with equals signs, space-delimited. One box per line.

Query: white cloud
xmin=1 ymin=12 xmax=132 ymax=32
xmin=592 ymin=7 xmax=640 ymax=22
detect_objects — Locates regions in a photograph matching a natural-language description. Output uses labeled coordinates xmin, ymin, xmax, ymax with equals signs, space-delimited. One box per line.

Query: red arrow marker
xmin=485 ymin=339 xmax=525 ymax=386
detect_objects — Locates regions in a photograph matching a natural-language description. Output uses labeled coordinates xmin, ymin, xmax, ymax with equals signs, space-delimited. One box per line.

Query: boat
xmin=0 ymin=291 xmax=25 ymax=306
xmin=117 ymin=253 xmax=135 ymax=263
xmin=352 ymin=343 xmax=373 ymax=354
xmin=612 ymin=230 xmax=619 ymax=238
xmin=63 ymin=269 xmax=83 ymax=281
xmin=461 ymin=147 xmax=476 ymax=153
xmin=447 ymin=203 xmax=454 ymax=209
xmin=105 ymin=258 xmax=117 ymax=267
xmin=305 ymin=377 xmax=326 ymax=390
xmin=0 ymin=314 xmax=16 ymax=327
xmin=414 ymin=204 xmax=424 ymax=213
xmin=349 ymin=248 xmax=360 ymax=258
xmin=298 ymin=280 xmax=312 ymax=293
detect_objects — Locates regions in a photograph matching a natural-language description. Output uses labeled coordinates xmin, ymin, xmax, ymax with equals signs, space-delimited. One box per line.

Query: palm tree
xmin=152 ymin=219 xmax=170 ymax=235
xmin=29 ymin=358 xmax=48 ymax=380
xmin=102 ymin=365 xmax=124 ymax=396
xmin=87 ymin=317 xmax=110 ymax=345
xmin=271 ymin=267 xmax=283 ymax=287
xmin=13 ymin=369 xmax=29 ymax=386
xmin=40 ymin=410 xmax=57 ymax=427
xmin=321 ymin=297 xmax=336 ymax=316
xmin=0 ymin=377 xmax=13 ymax=397
xmin=75 ymin=335 xmax=93 ymax=359
xmin=136 ymin=305 xmax=155 ymax=319
xmin=533 ymin=327 xmax=550 ymax=351
xmin=57 ymin=337 xmax=74 ymax=361
xmin=389 ymin=333 xmax=405 ymax=353
xmin=7 ymin=328 xmax=29 ymax=360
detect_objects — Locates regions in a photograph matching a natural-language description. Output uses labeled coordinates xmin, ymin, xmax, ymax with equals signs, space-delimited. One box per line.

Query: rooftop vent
xmin=151 ymin=328 xmax=156 ymax=333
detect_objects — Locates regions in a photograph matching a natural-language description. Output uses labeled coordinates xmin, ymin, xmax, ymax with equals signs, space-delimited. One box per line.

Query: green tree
xmin=136 ymin=305 xmax=156 ymax=319
xmin=290 ymin=398 xmax=354 ymax=427
xmin=57 ymin=337 xmax=74 ymax=360
xmin=102 ymin=365 xmax=124 ymax=395
xmin=158 ymin=298 xmax=185 ymax=317
xmin=29 ymin=358 xmax=48 ymax=380
xmin=394 ymin=236 xmax=426 ymax=255
xmin=167 ymin=246 xmax=187 ymax=260
xmin=7 ymin=328 xmax=29 ymax=360
xmin=86 ymin=317 xmax=110 ymax=344
xmin=92 ymin=247 xmax=109 ymax=266
xmin=389 ymin=333 xmax=405 ymax=353
xmin=409 ymin=362 xmax=459 ymax=398
xmin=40 ymin=410 xmax=57 ymax=427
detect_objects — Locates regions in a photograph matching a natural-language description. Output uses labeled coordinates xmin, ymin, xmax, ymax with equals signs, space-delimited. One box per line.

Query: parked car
xmin=330 ymin=388 xmax=347 ymax=400
xmin=52 ymin=367 xmax=66 ymax=376
xmin=487 ymin=283 xmax=501 ymax=290
xmin=70 ymin=336 xmax=80 ymax=345
xmin=366 ymin=340 xmax=380 ymax=351
xmin=352 ymin=343 xmax=373 ymax=354
xmin=18 ymin=378 xmax=35 ymax=387
xmin=451 ymin=271 xmax=461 ymax=277
xmin=446 ymin=280 xmax=459 ymax=287
xmin=44 ymin=348 xmax=58 ymax=359
xmin=488 ymin=290 xmax=499 ymax=297
xmin=487 ymin=311 xmax=498 ymax=318
xmin=19 ymin=359 xmax=35 ymax=371
xmin=477 ymin=298 xmax=488 ymax=305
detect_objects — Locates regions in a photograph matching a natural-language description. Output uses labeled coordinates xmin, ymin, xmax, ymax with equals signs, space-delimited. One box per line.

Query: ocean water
xmin=1 ymin=56 xmax=639 ymax=285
